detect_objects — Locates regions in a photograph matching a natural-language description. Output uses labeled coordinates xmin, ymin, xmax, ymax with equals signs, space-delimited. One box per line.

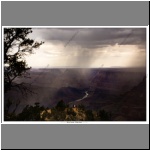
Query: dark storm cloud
xmin=32 ymin=28 xmax=146 ymax=49
xmin=26 ymin=28 xmax=147 ymax=68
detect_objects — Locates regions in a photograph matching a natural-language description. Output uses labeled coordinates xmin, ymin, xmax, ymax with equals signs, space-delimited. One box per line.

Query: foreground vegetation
xmin=5 ymin=100 xmax=112 ymax=121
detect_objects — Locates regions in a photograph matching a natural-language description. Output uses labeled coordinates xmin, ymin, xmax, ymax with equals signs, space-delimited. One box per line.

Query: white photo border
xmin=1 ymin=26 xmax=149 ymax=124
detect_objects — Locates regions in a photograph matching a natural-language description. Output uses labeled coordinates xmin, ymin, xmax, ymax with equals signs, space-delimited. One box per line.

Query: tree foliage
xmin=4 ymin=100 xmax=112 ymax=121
xmin=17 ymin=102 xmax=45 ymax=121
xmin=97 ymin=110 xmax=112 ymax=121
xmin=85 ymin=110 xmax=94 ymax=121
xmin=55 ymin=100 xmax=66 ymax=111
xmin=4 ymin=28 xmax=44 ymax=92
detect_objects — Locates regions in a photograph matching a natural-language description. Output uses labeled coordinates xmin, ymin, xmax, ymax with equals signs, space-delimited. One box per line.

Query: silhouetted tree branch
xmin=4 ymin=28 xmax=44 ymax=93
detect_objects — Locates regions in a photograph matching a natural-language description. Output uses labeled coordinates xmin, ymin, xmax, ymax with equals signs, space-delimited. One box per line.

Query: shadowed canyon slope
xmin=5 ymin=68 xmax=146 ymax=121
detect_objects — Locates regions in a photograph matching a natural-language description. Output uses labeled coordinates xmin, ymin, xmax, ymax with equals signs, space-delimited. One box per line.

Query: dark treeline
xmin=4 ymin=100 xmax=112 ymax=121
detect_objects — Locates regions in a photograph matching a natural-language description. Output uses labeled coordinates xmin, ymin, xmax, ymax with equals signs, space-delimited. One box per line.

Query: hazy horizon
xmin=30 ymin=66 xmax=146 ymax=69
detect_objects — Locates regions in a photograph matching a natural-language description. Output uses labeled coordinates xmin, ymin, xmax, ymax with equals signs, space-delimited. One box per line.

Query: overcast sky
xmin=26 ymin=28 xmax=146 ymax=68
